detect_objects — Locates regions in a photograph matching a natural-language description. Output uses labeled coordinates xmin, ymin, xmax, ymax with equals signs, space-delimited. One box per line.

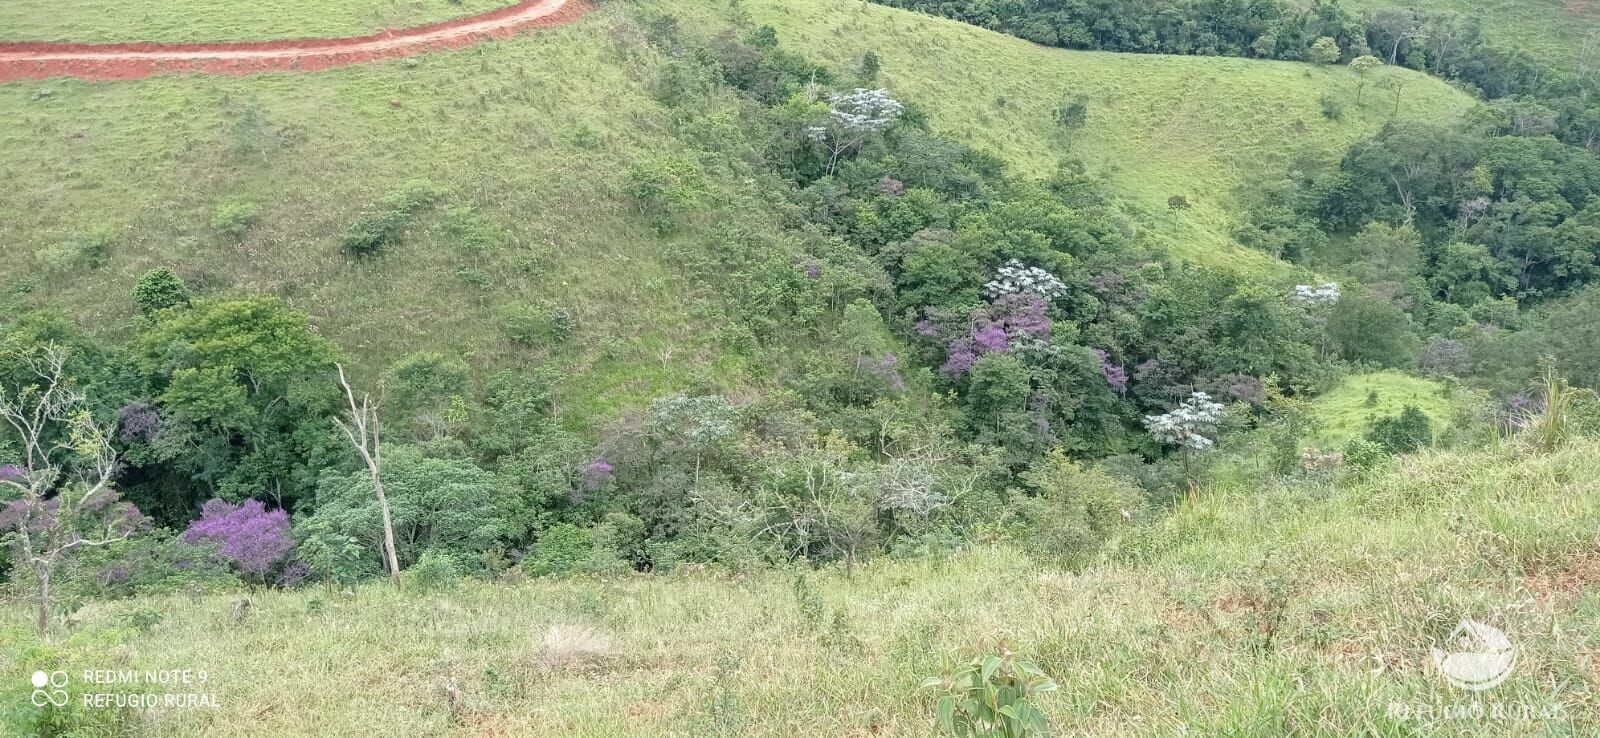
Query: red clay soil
xmin=0 ymin=0 xmax=590 ymax=82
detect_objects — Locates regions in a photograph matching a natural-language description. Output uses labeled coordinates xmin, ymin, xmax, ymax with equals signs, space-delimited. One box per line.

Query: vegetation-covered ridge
xmin=668 ymin=0 xmax=1472 ymax=273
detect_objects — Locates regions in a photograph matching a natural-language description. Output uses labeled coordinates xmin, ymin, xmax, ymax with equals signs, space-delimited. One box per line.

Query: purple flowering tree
xmin=928 ymin=294 xmax=1053 ymax=377
xmin=182 ymin=499 xmax=293 ymax=581
xmin=117 ymin=402 xmax=160 ymax=443
xmin=0 ymin=346 xmax=145 ymax=633
xmin=576 ymin=458 xmax=615 ymax=503
xmin=1094 ymin=349 xmax=1128 ymax=393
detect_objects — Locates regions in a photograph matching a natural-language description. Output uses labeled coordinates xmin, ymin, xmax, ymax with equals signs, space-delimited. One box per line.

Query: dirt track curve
xmin=0 ymin=0 xmax=589 ymax=82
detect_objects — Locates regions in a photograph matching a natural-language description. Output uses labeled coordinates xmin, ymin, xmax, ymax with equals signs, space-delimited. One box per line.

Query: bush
xmin=308 ymin=446 xmax=513 ymax=570
xmin=60 ymin=531 xmax=236 ymax=601
xmin=1308 ymin=36 xmax=1342 ymax=64
xmin=408 ymin=549 xmax=461 ymax=592
xmin=1319 ymin=93 xmax=1343 ymax=120
xmin=73 ymin=226 xmax=117 ymax=268
xmin=339 ymin=209 xmax=409 ymax=257
xmin=292 ymin=515 xmax=378 ymax=587
xmin=858 ymin=51 xmax=881 ymax=81
xmin=627 ymin=155 xmax=708 ymax=232
xmin=210 ymin=199 xmax=261 ymax=240
xmin=32 ymin=228 xmax=116 ymax=274
xmin=1054 ymin=94 xmax=1088 ymax=132
xmin=523 ymin=523 xmax=593 ymax=577
xmin=922 ymin=644 xmax=1057 ymax=737
xmin=339 ymin=179 xmax=445 ymax=257
xmin=1366 ymin=406 xmax=1433 ymax=454
xmin=1012 ymin=451 xmax=1144 ymax=564
xmin=131 ymin=267 xmax=190 ymax=314
xmin=522 ymin=521 xmax=631 ymax=577
xmin=500 ymin=303 xmax=575 ymax=348
xmin=116 ymin=606 xmax=165 ymax=634
xmin=1342 ymin=437 xmax=1388 ymax=472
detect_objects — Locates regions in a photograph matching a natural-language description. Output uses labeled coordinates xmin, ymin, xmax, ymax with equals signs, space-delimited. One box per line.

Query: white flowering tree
xmin=1291 ymin=282 xmax=1341 ymax=359
xmin=806 ymin=87 xmax=904 ymax=175
xmin=1143 ymin=391 xmax=1226 ymax=481
xmin=1290 ymin=282 xmax=1341 ymax=306
xmin=983 ymin=260 xmax=1069 ymax=301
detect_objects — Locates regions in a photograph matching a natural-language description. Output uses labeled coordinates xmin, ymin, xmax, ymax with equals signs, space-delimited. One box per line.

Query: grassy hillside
xmin=5 ymin=437 xmax=1596 ymax=736
xmin=0 ymin=0 xmax=1470 ymax=419
xmin=0 ymin=0 xmax=515 ymax=43
xmin=1311 ymin=371 xmax=1457 ymax=447
xmin=663 ymin=0 xmax=1476 ymax=276
xmin=1343 ymin=0 xmax=1600 ymax=70
xmin=0 ymin=4 xmax=785 ymax=421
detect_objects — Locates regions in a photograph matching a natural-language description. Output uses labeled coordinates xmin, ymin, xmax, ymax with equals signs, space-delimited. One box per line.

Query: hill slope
xmin=6 ymin=438 xmax=1596 ymax=735
xmin=1343 ymin=0 xmax=1600 ymax=70
xmin=663 ymin=0 xmax=1476 ymax=275
xmin=0 ymin=0 xmax=1470 ymax=418
xmin=0 ymin=4 xmax=782 ymax=419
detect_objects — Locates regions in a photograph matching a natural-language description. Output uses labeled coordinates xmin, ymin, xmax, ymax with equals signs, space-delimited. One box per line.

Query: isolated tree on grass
xmin=1378 ymin=75 xmax=1407 ymax=118
xmin=1350 ymin=55 xmax=1383 ymax=105
xmin=0 ymin=346 xmax=143 ymax=634
xmin=333 ymin=364 xmax=401 ymax=588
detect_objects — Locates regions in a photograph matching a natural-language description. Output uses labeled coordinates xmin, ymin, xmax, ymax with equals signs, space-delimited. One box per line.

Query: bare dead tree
xmin=0 ymin=346 xmax=139 ymax=634
xmin=333 ymin=363 xmax=401 ymax=588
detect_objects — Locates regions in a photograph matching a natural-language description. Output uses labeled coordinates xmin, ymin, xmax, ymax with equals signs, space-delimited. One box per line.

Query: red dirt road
xmin=0 ymin=0 xmax=589 ymax=82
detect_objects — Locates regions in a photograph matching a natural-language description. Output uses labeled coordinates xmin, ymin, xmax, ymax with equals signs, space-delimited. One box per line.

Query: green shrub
xmin=922 ymin=644 xmax=1057 ymax=737
xmin=210 ymin=199 xmax=261 ymax=240
xmin=409 ymin=549 xmax=462 ymax=593
xmin=1342 ymin=437 xmax=1389 ymax=472
xmin=32 ymin=227 xmax=117 ymax=274
xmin=1319 ymin=93 xmax=1343 ymax=120
xmin=627 ymin=155 xmax=708 ymax=232
xmin=32 ymin=243 xmax=80 ymax=274
xmin=131 ymin=267 xmax=191 ymax=314
xmin=1012 ymin=451 xmax=1144 ymax=565
xmin=524 ymin=523 xmax=593 ymax=577
xmin=858 ymin=50 xmax=881 ymax=81
xmin=60 ymin=532 xmax=236 ymax=601
xmin=442 ymin=206 xmax=500 ymax=253
xmin=1054 ymin=93 xmax=1088 ymax=131
xmin=339 ymin=209 xmax=409 ymax=257
xmin=1308 ymin=36 xmax=1342 ymax=64
xmin=116 ymin=606 xmax=165 ymax=634
xmin=522 ymin=521 xmax=631 ymax=578
xmin=339 ymin=180 xmax=446 ymax=257
xmin=500 ymin=303 xmax=575 ymax=348
xmin=1366 ymin=405 xmax=1432 ymax=454
xmin=76 ymin=227 xmax=117 ymax=267
xmin=381 ymin=178 xmax=446 ymax=212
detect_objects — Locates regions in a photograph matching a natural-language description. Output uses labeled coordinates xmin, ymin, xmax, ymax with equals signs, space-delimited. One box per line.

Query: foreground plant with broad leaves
xmin=923 ymin=644 xmax=1058 ymax=737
